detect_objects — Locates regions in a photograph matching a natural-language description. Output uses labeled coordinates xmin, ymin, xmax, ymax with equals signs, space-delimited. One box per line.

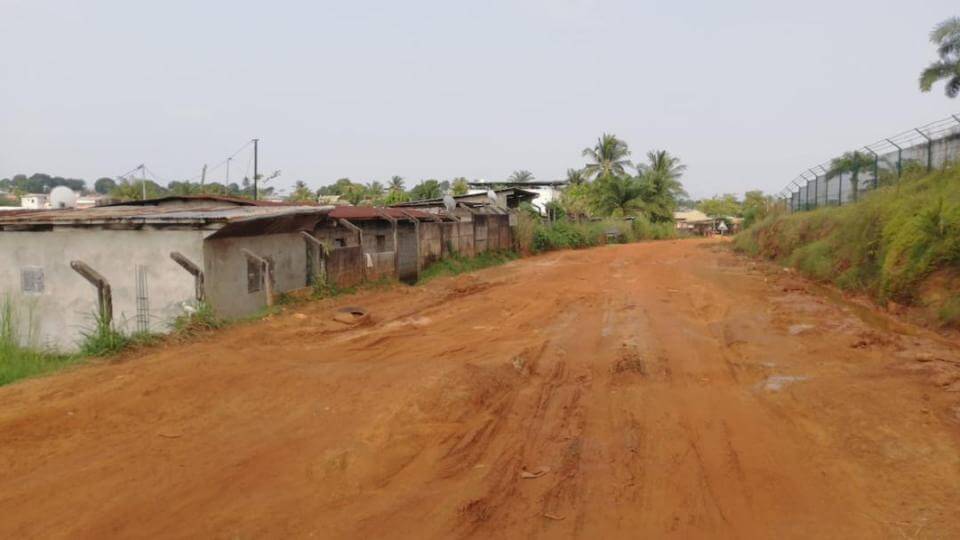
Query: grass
xmin=735 ymin=162 xmax=960 ymax=326
xmin=518 ymin=215 xmax=676 ymax=254
xmin=418 ymin=250 xmax=519 ymax=283
xmin=0 ymin=295 xmax=83 ymax=386
xmin=172 ymin=302 xmax=226 ymax=337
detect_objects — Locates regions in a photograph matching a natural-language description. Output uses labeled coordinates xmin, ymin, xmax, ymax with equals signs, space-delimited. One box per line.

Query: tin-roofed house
xmin=0 ymin=196 xmax=331 ymax=351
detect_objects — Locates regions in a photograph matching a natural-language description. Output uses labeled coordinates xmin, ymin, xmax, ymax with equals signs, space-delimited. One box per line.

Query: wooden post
xmin=170 ymin=252 xmax=205 ymax=302
xmin=70 ymin=260 xmax=113 ymax=325
xmin=240 ymin=249 xmax=273 ymax=308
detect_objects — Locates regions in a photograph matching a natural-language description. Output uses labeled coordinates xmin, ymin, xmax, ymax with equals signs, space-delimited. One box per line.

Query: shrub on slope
xmin=735 ymin=164 xmax=960 ymax=325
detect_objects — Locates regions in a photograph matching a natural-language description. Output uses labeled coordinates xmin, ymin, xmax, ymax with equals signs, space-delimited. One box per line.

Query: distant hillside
xmin=736 ymin=164 xmax=960 ymax=328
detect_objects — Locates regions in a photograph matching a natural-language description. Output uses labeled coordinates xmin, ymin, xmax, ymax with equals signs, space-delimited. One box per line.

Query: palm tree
xmin=287 ymin=180 xmax=315 ymax=203
xmin=367 ymin=181 xmax=385 ymax=199
xmin=582 ymin=134 xmax=632 ymax=181
xmin=389 ymin=175 xmax=405 ymax=194
xmin=592 ymin=175 xmax=645 ymax=216
xmin=410 ymin=179 xmax=443 ymax=201
xmin=508 ymin=170 xmax=535 ymax=183
xmin=639 ymin=150 xmax=687 ymax=180
xmin=829 ymin=151 xmax=875 ymax=202
xmin=565 ymin=168 xmax=585 ymax=185
xmin=637 ymin=150 xmax=688 ymax=222
xmin=920 ymin=17 xmax=960 ymax=97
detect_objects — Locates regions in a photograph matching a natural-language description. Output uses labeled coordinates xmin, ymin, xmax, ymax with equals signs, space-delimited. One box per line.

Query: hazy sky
xmin=1 ymin=0 xmax=958 ymax=198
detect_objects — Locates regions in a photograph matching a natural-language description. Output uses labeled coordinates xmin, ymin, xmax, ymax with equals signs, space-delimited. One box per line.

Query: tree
xmin=698 ymin=194 xmax=742 ymax=218
xmin=389 ymin=175 xmax=405 ymax=194
xmin=591 ymin=175 xmax=645 ymax=216
xmin=384 ymin=189 xmax=410 ymax=205
xmin=829 ymin=151 xmax=874 ymax=202
xmin=582 ymin=134 xmax=632 ymax=181
xmin=451 ymin=177 xmax=469 ymax=196
xmin=94 ymin=177 xmax=116 ymax=194
xmin=508 ymin=170 xmax=535 ymax=183
xmin=167 ymin=181 xmax=202 ymax=196
xmin=409 ymin=179 xmax=443 ymax=201
xmin=920 ymin=17 xmax=960 ymax=97
xmin=287 ymin=180 xmax=316 ymax=203
xmin=110 ymin=179 xmax=167 ymax=201
xmin=637 ymin=150 xmax=688 ymax=222
xmin=742 ymin=190 xmax=775 ymax=229
xmin=565 ymin=168 xmax=585 ymax=185
xmin=317 ymin=178 xmax=354 ymax=196
xmin=558 ymin=182 xmax=593 ymax=220
xmin=1 ymin=173 xmax=86 ymax=194
xmin=337 ymin=183 xmax=365 ymax=205
xmin=366 ymin=181 xmax=385 ymax=203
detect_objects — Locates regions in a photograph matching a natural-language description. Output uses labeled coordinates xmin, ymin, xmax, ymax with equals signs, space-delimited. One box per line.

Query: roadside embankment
xmin=735 ymin=164 xmax=960 ymax=328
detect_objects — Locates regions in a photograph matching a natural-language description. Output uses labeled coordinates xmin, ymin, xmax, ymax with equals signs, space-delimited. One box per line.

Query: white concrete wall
xmin=0 ymin=228 xmax=207 ymax=352
xmin=203 ymin=232 xmax=309 ymax=319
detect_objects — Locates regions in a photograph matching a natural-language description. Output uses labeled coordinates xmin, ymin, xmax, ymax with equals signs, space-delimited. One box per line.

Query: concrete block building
xmin=1 ymin=194 xmax=523 ymax=352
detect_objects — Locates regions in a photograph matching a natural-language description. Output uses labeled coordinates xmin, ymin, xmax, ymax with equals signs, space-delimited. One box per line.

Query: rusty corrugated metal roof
xmin=0 ymin=203 xmax=331 ymax=229
xmin=329 ymin=206 xmax=451 ymax=221
xmin=101 ymin=195 xmax=288 ymax=207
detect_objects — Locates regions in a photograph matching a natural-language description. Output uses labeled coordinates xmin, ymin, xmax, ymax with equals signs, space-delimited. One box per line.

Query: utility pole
xmin=140 ymin=164 xmax=147 ymax=200
xmin=252 ymin=138 xmax=260 ymax=200
xmin=201 ymin=164 xmax=207 ymax=187
xmin=226 ymin=157 xmax=231 ymax=184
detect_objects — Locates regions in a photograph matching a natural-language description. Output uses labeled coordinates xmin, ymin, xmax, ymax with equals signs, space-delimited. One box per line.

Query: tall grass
xmin=735 ymin=163 xmax=960 ymax=326
xmin=518 ymin=214 xmax=676 ymax=253
xmin=0 ymin=295 xmax=81 ymax=386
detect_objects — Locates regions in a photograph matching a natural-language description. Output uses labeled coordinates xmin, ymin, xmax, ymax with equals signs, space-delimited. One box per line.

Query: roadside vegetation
xmin=0 ymin=297 xmax=82 ymax=385
xmin=418 ymin=251 xmax=520 ymax=283
xmin=735 ymin=163 xmax=960 ymax=327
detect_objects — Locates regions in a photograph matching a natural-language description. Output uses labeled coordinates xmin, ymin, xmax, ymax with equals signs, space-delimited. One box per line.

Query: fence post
xmin=885 ymin=139 xmax=903 ymax=181
xmin=915 ymin=128 xmax=933 ymax=172
xmin=170 ymin=252 xmax=205 ymax=302
xmin=70 ymin=261 xmax=113 ymax=326
xmin=807 ymin=170 xmax=819 ymax=208
xmin=863 ymin=146 xmax=879 ymax=190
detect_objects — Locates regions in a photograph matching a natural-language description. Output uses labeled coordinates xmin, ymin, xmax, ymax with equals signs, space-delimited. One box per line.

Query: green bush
xmin=173 ymin=302 xmax=225 ymax=336
xmin=735 ymin=163 xmax=960 ymax=317
xmin=528 ymin=217 xmax=675 ymax=253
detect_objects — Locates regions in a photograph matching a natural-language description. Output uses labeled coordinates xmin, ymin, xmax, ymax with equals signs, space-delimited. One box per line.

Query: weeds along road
xmin=2 ymin=239 xmax=960 ymax=539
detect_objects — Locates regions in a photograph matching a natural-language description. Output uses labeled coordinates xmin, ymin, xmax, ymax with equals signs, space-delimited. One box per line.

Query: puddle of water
xmin=759 ymin=375 xmax=810 ymax=392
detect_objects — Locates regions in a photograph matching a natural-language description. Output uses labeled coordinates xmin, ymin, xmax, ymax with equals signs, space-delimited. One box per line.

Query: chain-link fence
xmin=781 ymin=114 xmax=960 ymax=212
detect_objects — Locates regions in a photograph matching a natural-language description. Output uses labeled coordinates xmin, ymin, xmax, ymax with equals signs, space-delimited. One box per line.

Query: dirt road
xmin=2 ymin=239 xmax=959 ymax=538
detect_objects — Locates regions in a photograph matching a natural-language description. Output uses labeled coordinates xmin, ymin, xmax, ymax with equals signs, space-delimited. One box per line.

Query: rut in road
xmin=0 ymin=240 xmax=959 ymax=539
